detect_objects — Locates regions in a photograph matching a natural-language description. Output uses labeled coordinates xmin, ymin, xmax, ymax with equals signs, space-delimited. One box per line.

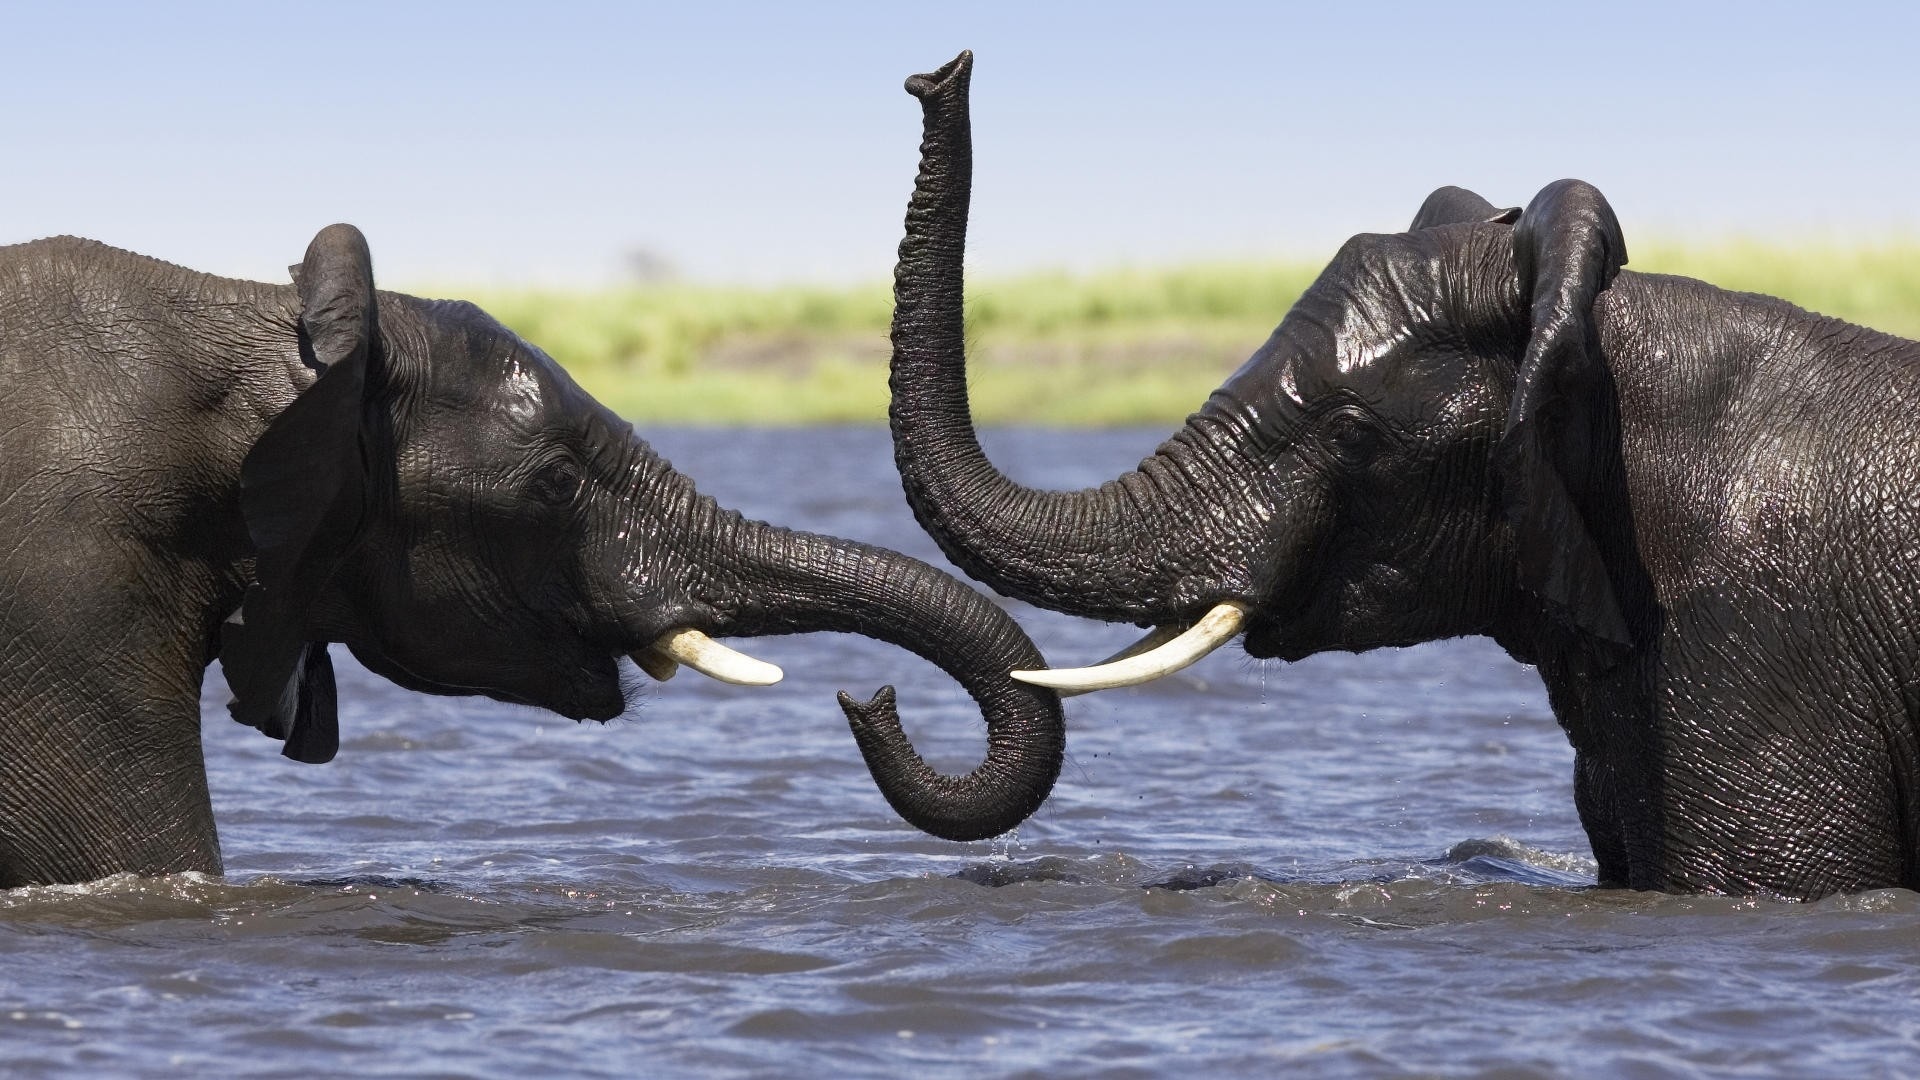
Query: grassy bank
xmin=449 ymin=240 xmax=1920 ymax=426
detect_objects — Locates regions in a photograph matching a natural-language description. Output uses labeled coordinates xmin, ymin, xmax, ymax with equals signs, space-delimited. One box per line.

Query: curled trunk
xmin=889 ymin=52 xmax=1225 ymax=626
xmin=695 ymin=503 xmax=1065 ymax=842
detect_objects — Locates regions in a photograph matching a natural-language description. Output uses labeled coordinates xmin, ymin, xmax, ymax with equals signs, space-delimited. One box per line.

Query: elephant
xmin=0 ymin=222 xmax=1063 ymax=888
xmin=884 ymin=51 xmax=1920 ymax=900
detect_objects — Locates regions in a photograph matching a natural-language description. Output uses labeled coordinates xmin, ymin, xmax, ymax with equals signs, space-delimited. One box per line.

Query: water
xmin=5 ymin=427 xmax=1919 ymax=1077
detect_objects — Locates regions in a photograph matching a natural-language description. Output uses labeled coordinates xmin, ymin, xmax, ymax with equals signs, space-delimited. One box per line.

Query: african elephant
xmin=886 ymin=52 xmax=1920 ymax=900
xmin=0 ymin=223 xmax=1063 ymax=888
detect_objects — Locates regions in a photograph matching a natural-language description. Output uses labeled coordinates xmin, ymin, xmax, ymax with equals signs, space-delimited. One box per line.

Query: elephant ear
xmin=219 ymin=223 xmax=377 ymax=764
xmin=1498 ymin=179 xmax=1633 ymax=652
xmin=1408 ymin=185 xmax=1521 ymax=230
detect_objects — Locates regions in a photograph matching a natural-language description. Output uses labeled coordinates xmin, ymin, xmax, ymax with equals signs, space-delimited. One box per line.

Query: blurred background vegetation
xmin=449 ymin=240 xmax=1920 ymax=426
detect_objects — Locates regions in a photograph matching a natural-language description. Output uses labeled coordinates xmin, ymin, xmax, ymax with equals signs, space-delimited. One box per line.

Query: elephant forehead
xmin=421 ymin=300 xmax=577 ymax=418
xmin=1298 ymin=235 xmax=1458 ymax=388
xmin=1257 ymin=292 xmax=1422 ymax=393
xmin=1287 ymin=320 xmax=1426 ymax=402
xmin=446 ymin=337 xmax=578 ymax=427
xmin=500 ymin=354 xmax=545 ymax=422
xmin=1324 ymin=280 xmax=1425 ymax=376
xmin=1222 ymin=243 xmax=1460 ymax=414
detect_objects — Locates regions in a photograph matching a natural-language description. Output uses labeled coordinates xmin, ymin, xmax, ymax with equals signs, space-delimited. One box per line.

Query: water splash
xmin=988 ymin=827 xmax=1023 ymax=861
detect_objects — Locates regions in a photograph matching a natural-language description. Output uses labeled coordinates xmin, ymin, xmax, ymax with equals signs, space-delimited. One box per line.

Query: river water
xmin=3 ymin=426 xmax=1917 ymax=1077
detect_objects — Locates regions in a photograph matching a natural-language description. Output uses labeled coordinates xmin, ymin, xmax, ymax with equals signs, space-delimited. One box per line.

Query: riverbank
xmin=443 ymin=241 xmax=1920 ymax=425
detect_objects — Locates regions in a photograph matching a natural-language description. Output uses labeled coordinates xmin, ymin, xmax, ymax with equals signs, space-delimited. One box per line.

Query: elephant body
xmin=0 ymin=230 xmax=1063 ymax=887
xmin=0 ymin=238 xmax=287 ymax=880
xmin=885 ymin=52 xmax=1920 ymax=899
xmin=1534 ymin=270 xmax=1920 ymax=895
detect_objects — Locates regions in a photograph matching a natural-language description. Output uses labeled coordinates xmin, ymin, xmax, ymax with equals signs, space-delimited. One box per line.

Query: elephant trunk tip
xmin=837 ymin=684 xmax=1059 ymax=843
xmin=906 ymin=51 xmax=973 ymax=99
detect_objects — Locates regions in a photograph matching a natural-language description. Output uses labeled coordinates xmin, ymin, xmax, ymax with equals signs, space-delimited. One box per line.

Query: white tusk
xmin=639 ymin=629 xmax=784 ymax=687
xmin=1027 ymin=622 xmax=1190 ymax=696
xmin=1011 ymin=601 xmax=1249 ymax=694
xmin=1090 ymin=622 xmax=1187 ymax=665
xmin=631 ymin=649 xmax=680 ymax=682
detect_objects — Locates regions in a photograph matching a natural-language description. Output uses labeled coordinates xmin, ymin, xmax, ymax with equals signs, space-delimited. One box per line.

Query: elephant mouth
xmin=1237 ymin=571 xmax=1357 ymax=662
xmin=345 ymin=639 xmax=631 ymax=722
xmin=1239 ymin=613 xmax=1311 ymax=662
xmin=599 ymin=624 xmax=799 ymax=713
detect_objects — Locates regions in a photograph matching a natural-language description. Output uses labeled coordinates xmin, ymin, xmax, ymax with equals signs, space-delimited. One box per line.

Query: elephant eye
xmin=529 ymin=457 xmax=583 ymax=507
xmin=1322 ymin=409 xmax=1380 ymax=464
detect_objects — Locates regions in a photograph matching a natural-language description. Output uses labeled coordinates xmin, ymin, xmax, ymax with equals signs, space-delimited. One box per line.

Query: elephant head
xmin=888 ymin=53 xmax=1646 ymax=687
xmin=221 ymin=223 xmax=1063 ymax=842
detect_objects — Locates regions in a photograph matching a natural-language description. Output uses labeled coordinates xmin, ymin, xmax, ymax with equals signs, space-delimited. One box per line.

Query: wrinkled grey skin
xmin=887 ymin=52 xmax=1920 ymax=900
xmin=0 ymin=224 xmax=1063 ymax=887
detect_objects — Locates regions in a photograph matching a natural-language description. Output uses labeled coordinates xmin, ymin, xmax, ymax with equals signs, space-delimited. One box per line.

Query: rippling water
xmin=5 ymin=427 xmax=1919 ymax=1077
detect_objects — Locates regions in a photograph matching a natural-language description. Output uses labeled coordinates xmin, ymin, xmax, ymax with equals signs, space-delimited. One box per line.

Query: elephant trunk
xmin=889 ymin=52 xmax=1235 ymax=626
xmin=681 ymin=488 xmax=1066 ymax=842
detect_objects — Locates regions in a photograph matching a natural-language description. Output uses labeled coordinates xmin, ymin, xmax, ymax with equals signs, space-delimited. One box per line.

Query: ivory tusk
xmin=638 ymin=629 xmax=784 ymax=687
xmin=1011 ymin=601 xmax=1249 ymax=694
xmin=1029 ymin=622 xmax=1189 ymax=697
xmin=631 ymin=649 xmax=680 ymax=682
xmin=1090 ymin=622 xmax=1187 ymax=665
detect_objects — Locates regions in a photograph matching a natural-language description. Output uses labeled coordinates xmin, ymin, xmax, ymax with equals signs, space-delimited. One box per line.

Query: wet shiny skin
xmin=0 ymin=428 xmax=1909 ymax=1076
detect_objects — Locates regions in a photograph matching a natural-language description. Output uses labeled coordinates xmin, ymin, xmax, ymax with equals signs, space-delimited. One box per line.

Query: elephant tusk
xmin=637 ymin=629 xmax=784 ymax=687
xmin=1011 ymin=601 xmax=1249 ymax=694
xmin=631 ymin=649 xmax=680 ymax=682
xmin=1029 ymin=622 xmax=1187 ymax=697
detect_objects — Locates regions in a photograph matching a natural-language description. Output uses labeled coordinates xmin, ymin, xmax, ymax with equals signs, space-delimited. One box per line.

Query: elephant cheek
xmin=1245 ymin=494 xmax=1334 ymax=610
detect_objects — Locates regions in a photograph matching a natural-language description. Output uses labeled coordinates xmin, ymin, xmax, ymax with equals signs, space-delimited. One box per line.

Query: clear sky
xmin=4 ymin=1 xmax=1916 ymax=286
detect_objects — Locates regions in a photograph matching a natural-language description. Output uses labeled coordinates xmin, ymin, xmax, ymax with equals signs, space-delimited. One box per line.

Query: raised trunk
xmin=889 ymin=52 xmax=1222 ymax=626
xmin=690 ymin=497 xmax=1065 ymax=842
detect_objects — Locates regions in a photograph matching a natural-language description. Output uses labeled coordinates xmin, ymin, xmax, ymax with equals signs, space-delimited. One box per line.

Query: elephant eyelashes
xmin=528 ymin=457 xmax=584 ymax=507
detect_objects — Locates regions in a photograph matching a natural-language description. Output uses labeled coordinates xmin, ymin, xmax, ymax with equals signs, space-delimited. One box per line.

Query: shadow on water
xmin=290 ymin=874 xmax=462 ymax=893
xmin=949 ymin=836 xmax=1593 ymax=893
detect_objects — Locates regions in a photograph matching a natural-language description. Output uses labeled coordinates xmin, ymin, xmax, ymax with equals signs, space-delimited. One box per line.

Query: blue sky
xmin=4 ymin=2 xmax=1916 ymax=285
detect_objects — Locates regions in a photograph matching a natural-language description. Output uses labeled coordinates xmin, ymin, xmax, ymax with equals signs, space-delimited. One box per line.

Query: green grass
xmin=1631 ymin=240 xmax=1920 ymax=339
xmin=439 ymin=240 xmax=1920 ymax=426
